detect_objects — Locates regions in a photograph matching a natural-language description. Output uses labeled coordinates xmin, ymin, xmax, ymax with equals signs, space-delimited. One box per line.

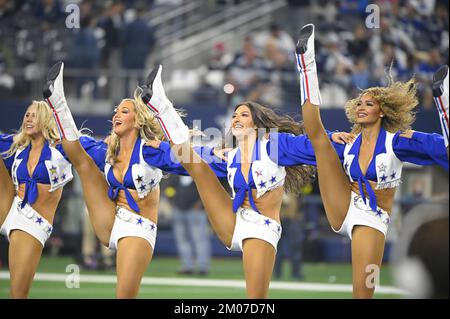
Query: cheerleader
xmin=133 ymin=65 xmax=353 ymax=298
xmin=294 ymin=24 xmax=448 ymax=298
xmin=0 ymin=101 xmax=103 ymax=298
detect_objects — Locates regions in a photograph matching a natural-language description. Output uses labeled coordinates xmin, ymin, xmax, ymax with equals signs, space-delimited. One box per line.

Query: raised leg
xmin=432 ymin=65 xmax=449 ymax=158
xmin=296 ymin=24 xmax=351 ymax=229
xmin=351 ymin=226 xmax=385 ymax=299
xmin=8 ymin=230 xmax=43 ymax=298
xmin=44 ymin=62 xmax=115 ymax=246
xmin=141 ymin=65 xmax=236 ymax=246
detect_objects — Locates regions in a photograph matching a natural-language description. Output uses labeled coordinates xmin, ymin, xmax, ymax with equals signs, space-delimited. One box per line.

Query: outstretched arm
xmin=143 ymin=140 xmax=228 ymax=178
xmin=56 ymin=135 xmax=107 ymax=171
xmin=268 ymin=132 xmax=348 ymax=166
xmin=394 ymin=131 xmax=449 ymax=171
xmin=0 ymin=134 xmax=15 ymax=170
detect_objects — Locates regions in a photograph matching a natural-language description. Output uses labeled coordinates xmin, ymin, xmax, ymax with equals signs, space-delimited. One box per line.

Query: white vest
xmin=343 ymin=131 xmax=403 ymax=190
xmin=104 ymin=139 xmax=163 ymax=199
xmin=226 ymin=137 xmax=286 ymax=199
xmin=11 ymin=146 xmax=73 ymax=192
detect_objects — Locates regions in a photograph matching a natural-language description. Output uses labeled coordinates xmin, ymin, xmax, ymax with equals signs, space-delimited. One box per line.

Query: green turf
xmin=0 ymin=256 xmax=399 ymax=299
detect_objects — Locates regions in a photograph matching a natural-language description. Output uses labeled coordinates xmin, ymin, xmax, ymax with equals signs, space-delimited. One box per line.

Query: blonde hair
xmin=2 ymin=100 xmax=60 ymax=159
xmin=106 ymin=88 xmax=164 ymax=164
xmin=345 ymin=74 xmax=418 ymax=134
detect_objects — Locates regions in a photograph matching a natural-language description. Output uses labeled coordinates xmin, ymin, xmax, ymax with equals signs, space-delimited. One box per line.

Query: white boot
xmin=141 ymin=65 xmax=189 ymax=144
xmin=43 ymin=62 xmax=80 ymax=141
xmin=433 ymin=65 xmax=449 ymax=148
xmin=295 ymin=24 xmax=322 ymax=106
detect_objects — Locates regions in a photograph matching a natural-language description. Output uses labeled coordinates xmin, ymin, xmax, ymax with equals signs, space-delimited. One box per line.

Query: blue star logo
xmin=61 ymin=174 xmax=66 ymax=181
xmin=380 ymin=174 xmax=387 ymax=182
xmin=136 ymin=218 xmax=144 ymax=225
xmin=151 ymin=224 xmax=156 ymax=231
xmin=277 ymin=225 xmax=281 ymax=232
xmin=36 ymin=217 xmax=43 ymax=224
xmin=270 ymin=176 xmax=276 ymax=184
xmin=139 ymin=184 xmax=147 ymax=191
xmin=136 ymin=175 xmax=144 ymax=183
xmin=390 ymin=172 xmax=396 ymax=180
xmin=149 ymin=179 xmax=155 ymax=185
xmin=258 ymin=180 xmax=266 ymax=188
xmin=47 ymin=226 xmax=53 ymax=234
xmin=52 ymin=176 xmax=59 ymax=184
xmin=376 ymin=209 xmax=383 ymax=217
xmin=264 ymin=219 xmax=271 ymax=226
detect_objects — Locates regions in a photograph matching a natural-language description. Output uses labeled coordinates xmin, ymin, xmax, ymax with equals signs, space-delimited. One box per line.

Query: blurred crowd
xmin=0 ymin=0 xmax=448 ymax=109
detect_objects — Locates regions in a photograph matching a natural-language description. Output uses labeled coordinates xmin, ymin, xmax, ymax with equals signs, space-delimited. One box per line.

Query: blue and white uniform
xmin=0 ymin=135 xmax=105 ymax=246
xmin=336 ymin=128 xmax=448 ymax=239
xmin=97 ymin=137 xmax=196 ymax=251
xmin=148 ymin=132 xmax=335 ymax=252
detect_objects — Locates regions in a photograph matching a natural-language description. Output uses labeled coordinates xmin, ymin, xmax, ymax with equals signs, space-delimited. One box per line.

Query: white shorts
xmin=332 ymin=191 xmax=391 ymax=239
xmin=0 ymin=196 xmax=53 ymax=247
xmin=108 ymin=206 xmax=157 ymax=251
xmin=227 ymin=207 xmax=282 ymax=252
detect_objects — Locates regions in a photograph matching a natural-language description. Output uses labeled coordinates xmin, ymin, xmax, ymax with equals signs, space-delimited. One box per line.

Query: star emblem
xmin=264 ymin=219 xmax=271 ymax=226
xmin=277 ymin=225 xmax=281 ymax=232
xmin=61 ymin=173 xmax=66 ymax=181
xmin=149 ymin=179 xmax=155 ymax=185
xmin=258 ymin=180 xmax=266 ymax=188
xmin=376 ymin=209 xmax=383 ymax=217
xmin=47 ymin=226 xmax=53 ymax=234
xmin=390 ymin=172 xmax=396 ymax=180
xmin=151 ymin=224 xmax=156 ymax=231
xmin=49 ymin=166 xmax=57 ymax=175
xmin=139 ymin=184 xmax=147 ymax=191
xmin=270 ymin=176 xmax=276 ymax=184
xmin=256 ymin=170 xmax=263 ymax=177
xmin=136 ymin=175 xmax=144 ymax=183
xmin=377 ymin=163 xmax=387 ymax=173
xmin=136 ymin=218 xmax=144 ymax=225
xmin=52 ymin=176 xmax=59 ymax=184
xmin=380 ymin=174 xmax=387 ymax=182
xmin=36 ymin=217 xmax=43 ymax=225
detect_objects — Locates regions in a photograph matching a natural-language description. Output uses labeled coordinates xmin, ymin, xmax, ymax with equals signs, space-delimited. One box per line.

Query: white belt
xmin=353 ymin=195 xmax=391 ymax=225
xmin=16 ymin=200 xmax=53 ymax=235
xmin=116 ymin=206 xmax=157 ymax=233
xmin=238 ymin=207 xmax=282 ymax=235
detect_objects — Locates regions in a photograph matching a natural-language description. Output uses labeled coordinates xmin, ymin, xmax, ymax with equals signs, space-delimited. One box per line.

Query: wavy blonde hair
xmin=345 ymin=74 xmax=418 ymax=134
xmin=106 ymin=88 xmax=165 ymax=165
xmin=2 ymin=100 xmax=60 ymax=159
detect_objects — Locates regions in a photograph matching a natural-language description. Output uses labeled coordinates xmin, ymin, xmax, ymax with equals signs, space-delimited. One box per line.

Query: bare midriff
xmin=241 ymin=186 xmax=284 ymax=223
xmin=17 ymin=183 xmax=62 ymax=224
xmin=350 ymin=181 xmax=396 ymax=214
xmin=114 ymin=186 xmax=160 ymax=224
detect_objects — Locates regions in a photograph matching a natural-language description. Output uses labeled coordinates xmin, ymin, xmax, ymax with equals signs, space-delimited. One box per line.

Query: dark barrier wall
xmin=0 ymin=100 xmax=442 ymax=137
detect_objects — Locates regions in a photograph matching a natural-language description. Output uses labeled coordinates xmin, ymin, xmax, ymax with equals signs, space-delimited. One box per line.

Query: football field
xmin=0 ymin=256 xmax=406 ymax=299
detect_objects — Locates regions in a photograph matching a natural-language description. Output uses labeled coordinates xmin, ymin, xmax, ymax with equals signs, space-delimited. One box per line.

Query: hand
xmin=332 ymin=132 xmax=355 ymax=144
xmin=399 ymin=130 xmax=414 ymax=139
xmin=213 ymin=147 xmax=233 ymax=161
xmin=146 ymin=138 xmax=162 ymax=149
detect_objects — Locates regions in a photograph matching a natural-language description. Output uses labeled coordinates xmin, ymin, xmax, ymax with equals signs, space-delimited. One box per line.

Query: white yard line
xmin=0 ymin=271 xmax=407 ymax=295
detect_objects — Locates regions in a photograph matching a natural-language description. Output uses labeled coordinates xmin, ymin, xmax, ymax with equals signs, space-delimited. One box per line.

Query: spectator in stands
xmin=70 ymin=15 xmax=101 ymax=98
